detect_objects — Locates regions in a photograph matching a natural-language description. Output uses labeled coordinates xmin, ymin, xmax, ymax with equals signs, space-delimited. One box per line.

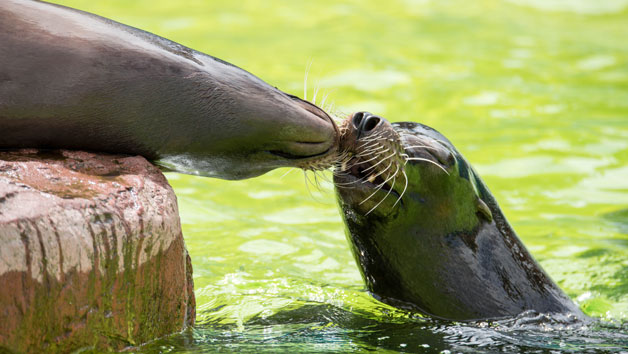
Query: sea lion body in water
xmin=0 ymin=0 xmax=337 ymax=180
xmin=333 ymin=112 xmax=585 ymax=321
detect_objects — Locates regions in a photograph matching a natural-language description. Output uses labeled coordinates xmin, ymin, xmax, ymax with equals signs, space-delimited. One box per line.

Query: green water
xmin=57 ymin=0 xmax=628 ymax=351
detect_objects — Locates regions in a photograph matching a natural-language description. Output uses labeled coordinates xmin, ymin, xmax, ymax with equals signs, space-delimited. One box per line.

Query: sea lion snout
xmin=269 ymin=95 xmax=339 ymax=170
xmin=333 ymin=113 xmax=406 ymax=216
xmin=289 ymin=96 xmax=339 ymax=149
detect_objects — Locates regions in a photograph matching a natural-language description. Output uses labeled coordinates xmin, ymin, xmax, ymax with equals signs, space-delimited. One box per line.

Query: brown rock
xmin=0 ymin=149 xmax=195 ymax=353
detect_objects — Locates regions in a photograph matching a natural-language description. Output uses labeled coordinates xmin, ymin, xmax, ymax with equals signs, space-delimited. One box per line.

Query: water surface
xmin=55 ymin=0 xmax=628 ymax=351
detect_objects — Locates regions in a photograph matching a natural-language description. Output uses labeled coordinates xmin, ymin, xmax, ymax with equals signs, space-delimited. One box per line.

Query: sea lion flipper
xmin=476 ymin=198 xmax=493 ymax=223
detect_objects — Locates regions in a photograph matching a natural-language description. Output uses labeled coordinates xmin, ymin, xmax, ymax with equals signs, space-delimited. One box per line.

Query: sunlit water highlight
xmin=53 ymin=0 xmax=628 ymax=352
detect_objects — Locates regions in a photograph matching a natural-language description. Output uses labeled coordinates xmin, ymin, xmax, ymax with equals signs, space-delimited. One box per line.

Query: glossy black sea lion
xmin=0 ymin=0 xmax=337 ymax=180
xmin=333 ymin=112 xmax=586 ymax=321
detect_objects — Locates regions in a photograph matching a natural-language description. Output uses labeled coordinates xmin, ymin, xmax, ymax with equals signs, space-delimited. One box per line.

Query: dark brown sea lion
xmin=333 ymin=112 xmax=586 ymax=321
xmin=0 ymin=0 xmax=337 ymax=180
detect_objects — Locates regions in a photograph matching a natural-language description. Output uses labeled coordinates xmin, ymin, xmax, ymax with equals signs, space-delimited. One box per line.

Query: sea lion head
xmin=333 ymin=112 xmax=498 ymax=319
xmin=334 ymin=112 xmax=491 ymax=223
xmin=1 ymin=0 xmax=341 ymax=181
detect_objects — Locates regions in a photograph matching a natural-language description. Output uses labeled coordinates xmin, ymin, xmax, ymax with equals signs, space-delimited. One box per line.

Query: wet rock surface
xmin=0 ymin=149 xmax=195 ymax=353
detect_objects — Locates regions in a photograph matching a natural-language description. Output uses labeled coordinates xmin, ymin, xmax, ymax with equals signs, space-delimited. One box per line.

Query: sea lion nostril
xmin=352 ymin=112 xmax=365 ymax=129
xmin=363 ymin=116 xmax=381 ymax=132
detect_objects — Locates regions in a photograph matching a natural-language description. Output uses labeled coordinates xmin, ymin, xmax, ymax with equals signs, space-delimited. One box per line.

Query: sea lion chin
xmin=333 ymin=112 xmax=586 ymax=322
xmin=0 ymin=0 xmax=338 ymax=180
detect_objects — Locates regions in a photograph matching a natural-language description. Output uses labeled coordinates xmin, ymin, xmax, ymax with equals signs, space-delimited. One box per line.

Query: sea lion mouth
xmin=269 ymin=141 xmax=332 ymax=160
xmin=286 ymin=114 xmax=341 ymax=171
xmin=285 ymin=94 xmax=341 ymax=164
xmin=267 ymin=141 xmax=338 ymax=173
xmin=342 ymin=156 xmax=398 ymax=195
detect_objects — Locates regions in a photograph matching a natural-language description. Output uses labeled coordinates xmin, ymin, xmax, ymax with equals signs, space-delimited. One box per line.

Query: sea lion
xmin=333 ymin=112 xmax=586 ymax=321
xmin=0 ymin=0 xmax=337 ymax=180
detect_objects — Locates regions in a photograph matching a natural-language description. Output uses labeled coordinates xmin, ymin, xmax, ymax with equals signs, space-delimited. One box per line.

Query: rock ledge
xmin=0 ymin=149 xmax=195 ymax=353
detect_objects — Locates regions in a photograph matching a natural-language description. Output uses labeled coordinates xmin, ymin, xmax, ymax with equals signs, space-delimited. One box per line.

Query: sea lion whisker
xmin=338 ymin=155 xmax=382 ymax=172
xmin=405 ymin=157 xmax=449 ymax=175
xmin=312 ymin=82 xmax=321 ymax=106
xmin=352 ymin=143 xmax=377 ymax=153
xmin=303 ymin=59 xmax=312 ymax=101
xmin=332 ymin=172 xmax=373 ymax=188
xmin=280 ymin=168 xmax=296 ymax=179
xmin=354 ymin=150 xmax=383 ymax=158
xmin=332 ymin=179 xmax=362 ymax=186
xmin=365 ymin=168 xmax=399 ymax=216
xmin=391 ymin=170 xmax=408 ymax=209
xmin=334 ymin=184 xmax=359 ymax=189
xmin=332 ymin=175 xmax=371 ymax=186
xmin=332 ymin=164 xmax=382 ymax=186
xmin=431 ymin=137 xmax=451 ymax=147
xmin=366 ymin=159 xmax=394 ymax=182
xmin=312 ymin=170 xmax=324 ymax=190
xmin=356 ymin=145 xmax=386 ymax=156
xmin=328 ymin=104 xmax=341 ymax=120
xmin=337 ymin=161 xmax=362 ymax=171
xmin=356 ymin=136 xmax=382 ymax=147
xmin=359 ymin=162 xmax=397 ymax=206
xmin=358 ymin=139 xmax=384 ymax=148
xmin=315 ymin=170 xmax=334 ymax=184
xmin=428 ymin=138 xmax=458 ymax=158
xmin=332 ymin=155 xmax=352 ymax=167
xmin=336 ymin=158 xmax=352 ymax=174
xmin=332 ymin=181 xmax=357 ymax=189
xmin=402 ymin=145 xmax=442 ymax=152
xmin=357 ymin=136 xmax=381 ymax=144
xmin=330 ymin=113 xmax=344 ymax=126
xmin=320 ymin=91 xmax=329 ymax=108
xmin=332 ymin=170 xmax=352 ymax=177
xmin=335 ymin=159 xmax=353 ymax=170
xmin=369 ymin=160 xmax=394 ymax=180
xmin=320 ymin=89 xmax=336 ymax=110
xmin=358 ymin=130 xmax=384 ymax=140
xmin=355 ymin=152 xmax=388 ymax=166
xmin=303 ymin=170 xmax=326 ymax=203
xmin=355 ymin=142 xmax=380 ymax=152
xmin=316 ymin=170 xmax=334 ymax=186
xmin=323 ymin=101 xmax=336 ymax=115
xmin=363 ymin=152 xmax=397 ymax=173
xmin=356 ymin=162 xmax=394 ymax=204
xmin=334 ymin=170 xmax=360 ymax=178
xmin=398 ymin=133 xmax=423 ymax=141
xmin=399 ymin=134 xmax=446 ymax=148
xmin=331 ymin=169 xmax=371 ymax=184
xmin=358 ymin=137 xmax=384 ymax=147
xmin=421 ymin=137 xmax=457 ymax=157
xmin=334 ymin=156 xmax=355 ymax=169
